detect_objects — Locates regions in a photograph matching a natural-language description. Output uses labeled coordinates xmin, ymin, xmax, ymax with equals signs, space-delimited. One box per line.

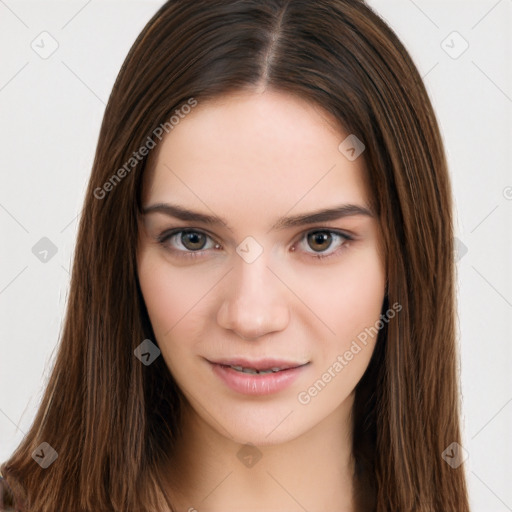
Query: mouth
xmin=206 ymin=358 xmax=311 ymax=395
xmin=222 ymin=365 xmax=288 ymax=375
xmin=207 ymin=358 xmax=309 ymax=373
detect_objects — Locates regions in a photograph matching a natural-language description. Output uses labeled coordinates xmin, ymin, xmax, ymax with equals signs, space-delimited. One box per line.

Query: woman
xmin=0 ymin=0 xmax=471 ymax=510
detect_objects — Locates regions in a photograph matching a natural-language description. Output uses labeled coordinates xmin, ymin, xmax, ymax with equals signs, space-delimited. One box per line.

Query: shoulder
xmin=0 ymin=468 xmax=25 ymax=512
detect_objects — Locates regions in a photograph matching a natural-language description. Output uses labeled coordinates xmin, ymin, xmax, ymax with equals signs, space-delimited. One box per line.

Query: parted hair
xmin=1 ymin=1 xmax=470 ymax=510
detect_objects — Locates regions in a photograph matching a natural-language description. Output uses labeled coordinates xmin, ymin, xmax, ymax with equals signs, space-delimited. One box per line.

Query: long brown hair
xmin=1 ymin=0 xmax=470 ymax=510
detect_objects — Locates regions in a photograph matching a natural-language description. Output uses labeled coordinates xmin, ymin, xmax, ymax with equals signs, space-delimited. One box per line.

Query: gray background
xmin=1 ymin=0 xmax=511 ymax=509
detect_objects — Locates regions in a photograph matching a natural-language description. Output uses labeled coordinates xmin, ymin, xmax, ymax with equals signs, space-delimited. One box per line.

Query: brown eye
xmin=306 ymin=231 xmax=334 ymax=252
xmin=180 ymin=230 xmax=208 ymax=251
xmin=156 ymin=229 xmax=218 ymax=258
xmin=294 ymin=229 xmax=352 ymax=260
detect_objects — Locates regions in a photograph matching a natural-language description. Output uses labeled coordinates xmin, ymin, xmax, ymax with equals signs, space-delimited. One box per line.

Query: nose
xmin=216 ymin=252 xmax=290 ymax=340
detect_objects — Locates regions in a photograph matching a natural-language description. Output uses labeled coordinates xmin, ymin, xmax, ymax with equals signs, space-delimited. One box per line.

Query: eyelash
xmin=155 ymin=228 xmax=353 ymax=262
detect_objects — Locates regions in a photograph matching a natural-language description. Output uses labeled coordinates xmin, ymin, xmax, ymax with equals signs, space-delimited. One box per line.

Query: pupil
xmin=309 ymin=232 xmax=331 ymax=252
xmin=182 ymin=231 xmax=205 ymax=250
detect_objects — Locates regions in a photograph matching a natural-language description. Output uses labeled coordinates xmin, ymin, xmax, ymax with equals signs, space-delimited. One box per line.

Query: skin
xmin=137 ymin=88 xmax=386 ymax=512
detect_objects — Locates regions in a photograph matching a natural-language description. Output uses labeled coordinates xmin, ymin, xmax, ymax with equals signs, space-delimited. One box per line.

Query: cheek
xmin=138 ymin=257 xmax=183 ymax=335
xmin=137 ymin=249 xmax=213 ymax=336
xmin=137 ymin=248 xmax=218 ymax=376
xmin=295 ymin=251 xmax=385 ymax=412
xmin=340 ymin=252 xmax=385 ymax=337
xmin=302 ymin=247 xmax=386 ymax=355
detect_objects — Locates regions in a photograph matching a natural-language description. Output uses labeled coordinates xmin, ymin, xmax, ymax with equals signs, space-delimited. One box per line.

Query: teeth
xmin=229 ymin=365 xmax=283 ymax=374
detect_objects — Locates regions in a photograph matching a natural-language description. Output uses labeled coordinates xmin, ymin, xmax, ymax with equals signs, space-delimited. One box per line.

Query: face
xmin=137 ymin=89 xmax=386 ymax=446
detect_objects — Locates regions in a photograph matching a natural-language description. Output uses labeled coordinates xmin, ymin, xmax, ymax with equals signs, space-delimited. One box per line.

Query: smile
xmin=225 ymin=365 xmax=285 ymax=374
xmin=208 ymin=360 xmax=310 ymax=395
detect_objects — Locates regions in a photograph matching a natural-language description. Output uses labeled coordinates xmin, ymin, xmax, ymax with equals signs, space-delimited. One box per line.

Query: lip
xmin=207 ymin=358 xmax=310 ymax=396
xmin=207 ymin=357 xmax=308 ymax=371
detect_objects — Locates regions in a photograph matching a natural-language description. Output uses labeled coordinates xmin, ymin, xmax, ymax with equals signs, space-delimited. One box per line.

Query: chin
xmin=211 ymin=404 xmax=315 ymax=447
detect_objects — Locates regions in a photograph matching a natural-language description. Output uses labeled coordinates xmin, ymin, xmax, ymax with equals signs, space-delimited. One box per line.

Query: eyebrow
xmin=141 ymin=202 xmax=375 ymax=232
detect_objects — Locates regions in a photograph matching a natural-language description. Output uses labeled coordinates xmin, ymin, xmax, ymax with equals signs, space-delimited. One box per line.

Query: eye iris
xmin=182 ymin=231 xmax=206 ymax=250
xmin=308 ymin=231 xmax=332 ymax=252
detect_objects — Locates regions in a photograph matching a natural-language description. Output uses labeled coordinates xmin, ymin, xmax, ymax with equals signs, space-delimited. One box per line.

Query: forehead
xmin=142 ymin=90 xmax=372 ymax=225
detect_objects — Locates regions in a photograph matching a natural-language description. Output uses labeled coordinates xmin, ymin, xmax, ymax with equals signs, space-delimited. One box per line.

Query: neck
xmin=163 ymin=393 xmax=357 ymax=512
